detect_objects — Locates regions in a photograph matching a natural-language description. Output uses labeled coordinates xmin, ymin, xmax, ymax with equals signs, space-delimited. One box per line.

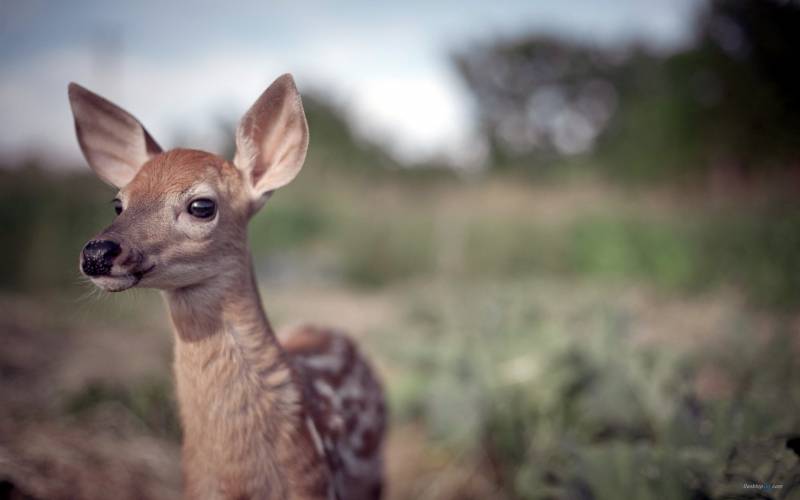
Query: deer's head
xmin=71 ymin=74 xmax=309 ymax=292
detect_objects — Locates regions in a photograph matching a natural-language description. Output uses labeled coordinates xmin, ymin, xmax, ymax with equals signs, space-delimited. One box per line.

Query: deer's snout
xmin=81 ymin=239 xmax=122 ymax=276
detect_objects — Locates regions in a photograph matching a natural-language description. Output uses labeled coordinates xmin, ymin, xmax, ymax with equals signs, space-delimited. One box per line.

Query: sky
xmin=0 ymin=0 xmax=701 ymax=168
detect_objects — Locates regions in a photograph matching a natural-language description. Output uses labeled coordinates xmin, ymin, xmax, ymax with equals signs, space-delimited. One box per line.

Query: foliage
xmin=0 ymin=165 xmax=111 ymax=292
xmin=64 ymin=377 xmax=182 ymax=442
xmin=3 ymin=3 xmax=800 ymax=498
xmin=4 ymin=162 xmax=800 ymax=310
xmin=379 ymin=284 xmax=800 ymax=500
xmin=452 ymin=0 xmax=800 ymax=182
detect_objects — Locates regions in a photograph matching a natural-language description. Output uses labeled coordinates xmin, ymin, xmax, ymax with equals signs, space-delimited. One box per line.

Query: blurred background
xmin=1 ymin=0 xmax=799 ymax=498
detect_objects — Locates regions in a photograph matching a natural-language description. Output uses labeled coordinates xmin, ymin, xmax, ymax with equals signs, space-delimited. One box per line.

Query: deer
xmin=69 ymin=74 xmax=386 ymax=500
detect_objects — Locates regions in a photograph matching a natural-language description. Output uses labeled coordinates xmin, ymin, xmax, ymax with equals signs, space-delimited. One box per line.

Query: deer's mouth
xmin=132 ymin=263 xmax=155 ymax=281
xmin=91 ymin=264 xmax=155 ymax=292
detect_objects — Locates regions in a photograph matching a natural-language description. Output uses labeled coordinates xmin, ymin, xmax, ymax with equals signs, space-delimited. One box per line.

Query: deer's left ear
xmin=233 ymin=74 xmax=309 ymax=208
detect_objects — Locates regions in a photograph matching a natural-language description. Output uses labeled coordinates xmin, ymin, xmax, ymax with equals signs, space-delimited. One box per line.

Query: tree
xmin=453 ymin=0 xmax=800 ymax=182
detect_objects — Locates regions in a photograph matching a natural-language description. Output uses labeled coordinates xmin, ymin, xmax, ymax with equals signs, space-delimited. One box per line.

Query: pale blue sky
xmin=0 ymin=0 xmax=701 ymax=166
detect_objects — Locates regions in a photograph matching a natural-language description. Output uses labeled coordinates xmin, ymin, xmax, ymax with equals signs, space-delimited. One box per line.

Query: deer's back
xmin=280 ymin=325 xmax=387 ymax=500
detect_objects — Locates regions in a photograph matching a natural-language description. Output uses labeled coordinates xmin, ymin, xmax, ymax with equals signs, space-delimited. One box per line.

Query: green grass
xmin=566 ymin=216 xmax=697 ymax=290
xmin=4 ymin=164 xmax=799 ymax=499
xmin=250 ymin=193 xmax=329 ymax=253
xmin=64 ymin=377 xmax=181 ymax=442
xmin=376 ymin=283 xmax=800 ymax=500
xmin=700 ymin=205 xmax=800 ymax=309
xmin=337 ymin=214 xmax=436 ymax=287
xmin=3 ymin=166 xmax=800 ymax=311
xmin=0 ymin=167 xmax=111 ymax=292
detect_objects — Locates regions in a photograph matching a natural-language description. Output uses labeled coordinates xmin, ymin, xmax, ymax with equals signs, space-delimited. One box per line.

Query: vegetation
xmin=453 ymin=0 xmax=800 ymax=182
xmin=376 ymin=283 xmax=800 ymax=499
xmin=2 ymin=1 xmax=799 ymax=498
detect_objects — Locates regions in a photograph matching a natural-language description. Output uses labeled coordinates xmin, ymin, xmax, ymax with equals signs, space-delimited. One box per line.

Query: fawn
xmin=70 ymin=74 xmax=386 ymax=500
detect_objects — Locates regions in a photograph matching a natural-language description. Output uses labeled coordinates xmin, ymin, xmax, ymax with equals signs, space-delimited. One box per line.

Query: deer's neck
xmin=163 ymin=256 xmax=327 ymax=499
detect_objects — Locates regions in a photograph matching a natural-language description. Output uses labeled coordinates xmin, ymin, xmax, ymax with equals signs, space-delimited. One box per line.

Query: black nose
xmin=81 ymin=239 xmax=122 ymax=276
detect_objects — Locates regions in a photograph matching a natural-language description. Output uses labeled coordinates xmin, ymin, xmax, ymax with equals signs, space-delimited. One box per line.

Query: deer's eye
xmin=188 ymin=198 xmax=216 ymax=219
xmin=112 ymin=198 xmax=122 ymax=216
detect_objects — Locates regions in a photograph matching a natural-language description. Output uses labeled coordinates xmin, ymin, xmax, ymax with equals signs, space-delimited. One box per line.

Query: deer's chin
xmin=89 ymin=263 xmax=156 ymax=292
xmin=90 ymin=274 xmax=139 ymax=292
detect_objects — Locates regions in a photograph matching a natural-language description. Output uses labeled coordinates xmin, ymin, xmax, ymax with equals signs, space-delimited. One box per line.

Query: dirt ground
xmin=1 ymin=274 xmax=782 ymax=500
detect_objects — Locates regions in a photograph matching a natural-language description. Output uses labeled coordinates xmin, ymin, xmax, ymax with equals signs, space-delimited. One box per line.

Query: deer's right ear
xmin=68 ymin=83 xmax=162 ymax=188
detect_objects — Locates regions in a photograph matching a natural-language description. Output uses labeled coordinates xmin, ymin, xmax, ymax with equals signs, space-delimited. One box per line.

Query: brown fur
xmin=72 ymin=75 xmax=386 ymax=499
xmin=86 ymin=149 xmax=386 ymax=499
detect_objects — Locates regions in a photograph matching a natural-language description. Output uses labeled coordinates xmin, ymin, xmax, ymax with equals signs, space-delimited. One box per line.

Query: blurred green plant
xmin=249 ymin=194 xmax=328 ymax=253
xmin=379 ymin=286 xmax=800 ymax=500
xmin=338 ymin=214 xmax=436 ymax=288
xmin=64 ymin=377 xmax=181 ymax=442
xmin=0 ymin=165 xmax=111 ymax=292
xmin=700 ymin=205 xmax=800 ymax=309
xmin=453 ymin=0 xmax=800 ymax=183
xmin=4 ymin=162 xmax=800 ymax=310
xmin=566 ymin=216 xmax=697 ymax=290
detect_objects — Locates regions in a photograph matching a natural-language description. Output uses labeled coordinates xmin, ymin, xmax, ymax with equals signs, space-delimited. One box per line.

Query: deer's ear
xmin=68 ymin=83 xmax=162 ymax=188
xmin=233 ymin=74 xmax=309 ymax=207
